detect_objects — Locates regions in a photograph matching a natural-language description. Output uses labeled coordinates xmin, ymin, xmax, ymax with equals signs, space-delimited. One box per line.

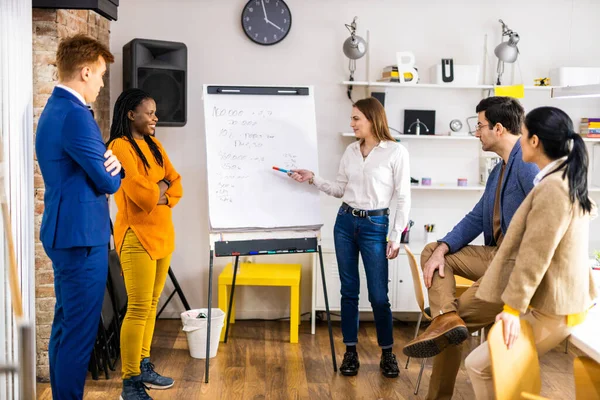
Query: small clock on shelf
xmin=241 ymin=0 xmax=292 ymax=46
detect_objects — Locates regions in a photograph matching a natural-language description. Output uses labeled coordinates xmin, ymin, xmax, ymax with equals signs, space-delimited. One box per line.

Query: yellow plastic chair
xmin=218 ymin=262 xmax=301 ymax=343
xmin=455 ymin=275 xmax=474 ymax=298
xmin=488 ymin=319 xmax=541 ymax=400
xmin=404 ymin=246 xmax=483 ymax=394
xmin=454 ymin=276 xmax=488 ymax=344
xmin=574 ymin=356 xmax=600 ymax=400
xmin=521 ymin=393 xmax=550 ymax=400
xmin=404 ymin=245 xmax=433 ymax=395
xmin=521 ymin=355 xmax=600 ymax=399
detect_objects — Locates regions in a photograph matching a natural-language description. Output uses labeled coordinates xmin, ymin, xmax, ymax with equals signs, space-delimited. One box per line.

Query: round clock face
xmin=241 ymin=0 xmax=292 ymax=46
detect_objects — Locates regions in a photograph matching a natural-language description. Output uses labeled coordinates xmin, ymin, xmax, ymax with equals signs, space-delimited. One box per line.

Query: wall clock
xmin=241 ymin=0 xmax=292 ymax=46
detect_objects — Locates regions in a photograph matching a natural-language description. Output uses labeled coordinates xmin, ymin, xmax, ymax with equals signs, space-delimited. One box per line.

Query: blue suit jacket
xmin=440 ymin=140 xmax=539 ymax=253
xmin=36 ymin=87 xmax=121 ymax=249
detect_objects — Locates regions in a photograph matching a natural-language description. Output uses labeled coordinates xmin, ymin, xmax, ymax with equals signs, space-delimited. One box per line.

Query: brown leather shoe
xmin=402 ymin=312 xmax=468 ymax=358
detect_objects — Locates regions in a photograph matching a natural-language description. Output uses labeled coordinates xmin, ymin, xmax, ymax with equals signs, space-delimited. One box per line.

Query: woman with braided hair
xmin=108 ymin=88 xmax=183 ymax=400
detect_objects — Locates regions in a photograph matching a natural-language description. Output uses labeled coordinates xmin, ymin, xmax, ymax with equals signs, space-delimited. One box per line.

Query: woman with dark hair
xmin=290 ymin=97 xmax=410 ymax=378
xmin=108 ymin=88 xmax=183 ymax=400
xmin=465 ymin=106 xmax=597 ymax=399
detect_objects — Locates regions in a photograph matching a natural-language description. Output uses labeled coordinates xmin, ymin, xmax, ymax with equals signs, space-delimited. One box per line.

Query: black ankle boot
xmin=339 ymin=351 xmax=360 ymax=376
xmin=380 ymin=352 xmax=399 ymax=378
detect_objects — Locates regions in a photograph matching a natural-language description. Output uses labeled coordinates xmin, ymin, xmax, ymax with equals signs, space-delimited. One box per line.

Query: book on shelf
xmin=580 ymin=129 xmax=600 ymax=135
xmin=377 ymin=77 xmax=400 ymax=82
xmin=380 ymin=65 xmax=419 ymax=83
xmin=580 ymin=118 xmax=600 ymax=135
xmin=382 ymin=71 xmax=399 ymax=78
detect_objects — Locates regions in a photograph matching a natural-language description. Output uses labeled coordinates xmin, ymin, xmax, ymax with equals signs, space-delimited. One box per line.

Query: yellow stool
xmin=218 ymin=263 xmax=301 ymax=343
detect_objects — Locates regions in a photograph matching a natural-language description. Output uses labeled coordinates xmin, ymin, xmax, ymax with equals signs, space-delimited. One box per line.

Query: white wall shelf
xmin=412 ymin=184 xmax=485 ymax=191
xmin=344 ymin=81 xmax=370 ymax=86
xmin=341 ymin=132 xmax=600 ymax=143
xmin=341 ymin=132 xmax=477 ymax=140
xmin=342 ymin=81 xmax=556 ymax=91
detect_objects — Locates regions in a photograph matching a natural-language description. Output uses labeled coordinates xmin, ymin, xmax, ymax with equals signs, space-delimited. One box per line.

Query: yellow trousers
xmin=120 ymin=229 xmax=171 ymax=379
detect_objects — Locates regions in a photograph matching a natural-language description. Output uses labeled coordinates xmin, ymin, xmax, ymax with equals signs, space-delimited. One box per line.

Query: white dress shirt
xmin=313 ymin=140 xmax=411 ymax=243
xmin=56 ymin=84 xmax=86 ymax=106
xmin=533 ymin=156 xmax=567 ymax=186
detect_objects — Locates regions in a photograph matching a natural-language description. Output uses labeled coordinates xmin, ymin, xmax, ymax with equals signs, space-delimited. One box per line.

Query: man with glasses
xmin=403 ymin=96 xmax=539 ymax=400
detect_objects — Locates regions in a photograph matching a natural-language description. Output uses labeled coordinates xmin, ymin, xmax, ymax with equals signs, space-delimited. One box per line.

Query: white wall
xmin=110 ymin=0 xmax=600 ymax=319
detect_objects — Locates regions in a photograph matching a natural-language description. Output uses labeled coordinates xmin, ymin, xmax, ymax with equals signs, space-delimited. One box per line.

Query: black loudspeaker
xmin=123 ymin=39 xmax=187 ymax=127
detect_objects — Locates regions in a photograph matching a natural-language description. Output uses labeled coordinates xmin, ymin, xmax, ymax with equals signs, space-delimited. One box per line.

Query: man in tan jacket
xmin=403 ymin=97 xmax=539 ymax=400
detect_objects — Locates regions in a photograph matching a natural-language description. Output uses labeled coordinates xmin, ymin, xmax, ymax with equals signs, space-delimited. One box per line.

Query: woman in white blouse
xmin=290 ymin=97 xmax=410 ymax=378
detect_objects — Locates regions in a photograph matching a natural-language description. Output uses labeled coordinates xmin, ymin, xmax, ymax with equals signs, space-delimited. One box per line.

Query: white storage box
xmin=429 ymin=64 xmax=480 ymax=85
xmin=550 ymin=67 xmax=600 ymax=87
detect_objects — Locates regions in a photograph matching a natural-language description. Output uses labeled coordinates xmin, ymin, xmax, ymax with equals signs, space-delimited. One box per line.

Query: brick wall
xmin=32 ymin=8 xmax=111 ymax=381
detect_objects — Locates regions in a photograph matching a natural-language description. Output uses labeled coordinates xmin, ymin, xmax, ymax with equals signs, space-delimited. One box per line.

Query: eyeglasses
xmin=476 ymin=123 xmax=490 ymax=131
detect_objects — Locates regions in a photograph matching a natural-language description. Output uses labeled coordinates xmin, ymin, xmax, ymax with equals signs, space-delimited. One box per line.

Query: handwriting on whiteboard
xmin=210 ymin=106 xmax=300 ymax=204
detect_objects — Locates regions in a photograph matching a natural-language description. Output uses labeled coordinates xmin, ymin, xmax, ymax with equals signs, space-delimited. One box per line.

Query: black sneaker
xmin=339 ymin=351 xmax=360 ymax=376
xmin=140 ymin=358 xmax=174 ymax=389
xmin=380 ymin=352 xmax=399 ymax=378
xmin=120 ymin=375 xmax=152 ymax=400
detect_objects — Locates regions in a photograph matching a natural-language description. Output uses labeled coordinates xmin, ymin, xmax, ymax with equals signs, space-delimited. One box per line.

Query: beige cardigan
xmin=477 ymin=168 xmax=598 ymax=315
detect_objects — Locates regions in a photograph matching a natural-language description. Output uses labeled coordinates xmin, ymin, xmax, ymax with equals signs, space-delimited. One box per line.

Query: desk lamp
xmin=343 ymin=17 xmax=367 ymax=100
xmin=494 ymin=19 xmax=520 ymax=85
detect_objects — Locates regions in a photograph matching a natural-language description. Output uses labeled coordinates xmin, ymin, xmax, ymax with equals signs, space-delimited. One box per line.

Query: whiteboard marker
xmin=272 ymin=166 xmax=291 ymax=174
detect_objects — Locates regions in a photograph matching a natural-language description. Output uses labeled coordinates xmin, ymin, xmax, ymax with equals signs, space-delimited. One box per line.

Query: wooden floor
xmin=37 ymin=319 xmax=579 ymax=399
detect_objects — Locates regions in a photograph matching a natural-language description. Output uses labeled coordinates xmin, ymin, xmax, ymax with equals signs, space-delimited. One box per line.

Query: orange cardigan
xmin=109 ymin=137 xmax=183 ymax=260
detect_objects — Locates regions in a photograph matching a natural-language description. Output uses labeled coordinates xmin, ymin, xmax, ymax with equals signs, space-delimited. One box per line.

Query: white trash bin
xmin=180 ymin=308 xmax=225 ymax=359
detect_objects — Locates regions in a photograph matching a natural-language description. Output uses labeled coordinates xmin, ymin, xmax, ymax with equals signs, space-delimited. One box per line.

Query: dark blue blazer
xmin=36 ymin=87 xmax=121 ymax=249
xmin=440 ymin=140 xmax=539 ymax=253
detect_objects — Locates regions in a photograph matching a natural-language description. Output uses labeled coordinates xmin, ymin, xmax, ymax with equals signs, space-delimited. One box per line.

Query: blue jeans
xmin=333 ymin=205 xmax=393 ymax=348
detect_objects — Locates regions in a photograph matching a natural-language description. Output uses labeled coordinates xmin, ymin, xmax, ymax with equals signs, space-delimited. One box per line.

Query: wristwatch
xmin=308 ymin=174 xmax=314 ymax=185
xmin=162 ymin=179 xmax=171 ymax=188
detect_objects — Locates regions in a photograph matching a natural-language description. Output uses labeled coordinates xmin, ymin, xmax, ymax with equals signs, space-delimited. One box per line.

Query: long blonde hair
xmin=353 ymin=97 xmax=395 ymax=142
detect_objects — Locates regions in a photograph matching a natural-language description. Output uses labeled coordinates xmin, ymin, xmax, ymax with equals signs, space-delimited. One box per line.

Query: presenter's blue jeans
xmin=333 ymin=206 xmax=393 ymax=348
xmin=43 ymin=244 xmax=107 ymax=400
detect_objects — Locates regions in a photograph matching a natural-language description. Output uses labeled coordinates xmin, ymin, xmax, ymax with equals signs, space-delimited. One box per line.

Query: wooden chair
xmin=574 ymin=356 xmax=600 ymax=400
xmin=404 ymin=245 xmax=433 ymax=395
xmin=455 ymin=275 xmax=474 ymax=298
xmin=455 ymin=276 xmax=489 ymax=344
xmin=488 ymin=319 xmax=541 ymax=400
xmin=404 ymin=246 xmax=484 ymax=392
xmin=521 ymin=393 xmax=550 ymax=400
xmin=521 ymin=355 xmax=600 ymax=400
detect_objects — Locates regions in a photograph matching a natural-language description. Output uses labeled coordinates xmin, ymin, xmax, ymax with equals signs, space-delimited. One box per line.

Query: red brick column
xmin=32 ymin=8 xmax=111 ymax=380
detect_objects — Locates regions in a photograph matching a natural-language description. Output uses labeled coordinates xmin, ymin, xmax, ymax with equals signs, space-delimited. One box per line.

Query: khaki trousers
xmin=464 ymin=309 xmax=572 ymax=400
xmin=420 ymin=242 xmax=503 ymax=400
